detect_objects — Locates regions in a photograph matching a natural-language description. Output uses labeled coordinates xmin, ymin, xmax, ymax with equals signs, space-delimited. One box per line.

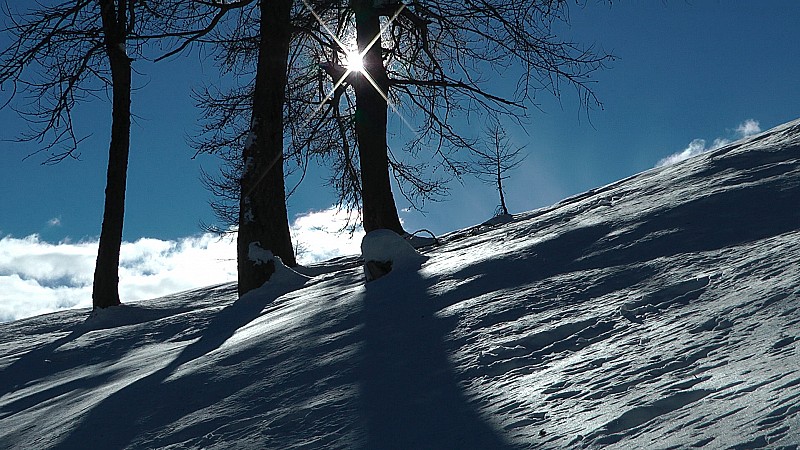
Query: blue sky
xmin=1 ymin=1 xmax=799 ymax=321
xmin=1 ymin=1 xmax=799 ymax=245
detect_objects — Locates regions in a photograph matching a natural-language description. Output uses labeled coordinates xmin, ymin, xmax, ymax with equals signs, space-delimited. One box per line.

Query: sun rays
xmin=300 ymin=0 xmax=417 ymax=135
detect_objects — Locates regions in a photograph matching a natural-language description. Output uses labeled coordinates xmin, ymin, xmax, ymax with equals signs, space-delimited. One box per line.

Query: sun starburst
xmin=300 ymin=0 xmax=417 ymax=136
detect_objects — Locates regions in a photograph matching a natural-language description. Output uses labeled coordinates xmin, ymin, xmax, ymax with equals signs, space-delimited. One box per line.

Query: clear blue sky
xmin=1 ymin=1 xmax=799 ymax=244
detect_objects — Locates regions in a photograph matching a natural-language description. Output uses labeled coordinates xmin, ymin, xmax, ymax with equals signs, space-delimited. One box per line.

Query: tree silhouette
xmin=182 ymin=0 xmax=613 ymax=261
xmin=469 ymin=121 xmax=526 ymax=217
xmin=145 ymin=0 xmax=298 ymax=295
xmin=299 ymin=0 xmax=612 ymax=232
xmin=236 ymin=0 xmax=297 ymax=294
xmin=0 ymin=0 xmax=163 ymax=308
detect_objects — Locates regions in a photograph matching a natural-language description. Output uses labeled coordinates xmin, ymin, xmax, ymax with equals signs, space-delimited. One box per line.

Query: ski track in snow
xmin=1 ymin=119 xmax=800 ymax=449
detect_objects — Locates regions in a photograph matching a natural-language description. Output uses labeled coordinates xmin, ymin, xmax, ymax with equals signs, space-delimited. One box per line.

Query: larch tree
xmin=151 ymin=0 xmax=297 ymax=296
xmin=93 ymin=0 xmax=134 ymax=308
xmin=349 ymin=0 xmax=404 ymax=233
xmin=468 ymin=121 xmax=526 ymax=217
xmin=0 ymin=0 xmax=161 ymax=308
xmin=194 ymin=0 xmax=436 ymax=240
xmin=193 ymin=0 xmax=612 ymax=260
xmin=291 ymin=0 xmax=612 ymax=233
xmin=238 ymin=0 xmax=297 ymax=294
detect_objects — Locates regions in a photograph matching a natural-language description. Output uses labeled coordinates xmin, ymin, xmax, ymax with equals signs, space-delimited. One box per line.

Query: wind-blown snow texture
xmin=2 ymin=119 xmax=800 ymax=449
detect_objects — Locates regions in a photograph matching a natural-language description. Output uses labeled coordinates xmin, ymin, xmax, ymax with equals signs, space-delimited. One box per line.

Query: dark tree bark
xmin=494 ymin=130 xmax=509 ymax=216
xmin=497 ymin=171 xmax=508 ymax=216
xmin=237 ymin=0 xmax=296 ymax=296
xmin=92 ymin=0 xmax=133 ymax=308
xmin=351 ymin=0 xmax=405 ymax=234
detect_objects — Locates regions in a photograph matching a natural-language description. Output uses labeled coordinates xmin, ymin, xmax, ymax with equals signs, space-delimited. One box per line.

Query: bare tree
xmin=237 ymin=0 xmax=297 ymax=294
xmin=194 ymin=1 xmax=454 ymax=237
xmin=195 ymin=0 xmax=612 ymax=244
xmin=468 ymin=121 xmax=526 ymax=216
xmin=295 ymin=0 xmax=612 ymax=232
xmin=188 ymin=2 xmax=365 ymax=234
xmin=144 ymin=0 xmax=298 ymax=296
xmin=0 ymin=0 xmax=161 ymax=308
xmin=348 ymin=0 xmax=405 ymax=233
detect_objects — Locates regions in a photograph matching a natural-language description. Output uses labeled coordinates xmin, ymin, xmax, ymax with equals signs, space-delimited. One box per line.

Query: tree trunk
xmin=497 ymin=173 xmax=509 ymax=216
xmin=237 ymin=0 xmax=296 ymax=297
xmin=352 ymin=1 xmax=405 ymax=234
xmin=92 ymin=0 xmax=131 ymax=309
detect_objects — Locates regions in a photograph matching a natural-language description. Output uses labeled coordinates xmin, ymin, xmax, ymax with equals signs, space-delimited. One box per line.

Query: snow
xmin=246 ymin=242 xmax=310 ymax=288
xmin=242 ymin=196 xmax=254 ymax=224
xmin=361 ymin=229 xmax=427 ymax=280
xmin=362 ymin=229 xmax=423 ymax=263
xmin=1 ymin=118 xmax=799 ymax=449
xmin=247 ymin=241 xmax=273 ymax=266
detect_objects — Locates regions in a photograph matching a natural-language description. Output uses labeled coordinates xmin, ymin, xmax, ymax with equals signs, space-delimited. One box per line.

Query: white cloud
xmin=117 ymin=234 xmax=238 ymax=301
xmin=0 ymin=206 xmax=365 ymax=323
xmin=656 ymin=119 xmax=761 ymax=167
xmin=736 ymin=119 xmax=761 ymax=137
xmin=290 ymin=206 xmax=364 ymax=265
xmin=656 ymin=138 xmax=711 ymax=167
xmin=0 ymin=274 xmax=92 ymax=323
xmin=0 ymin=234 xmax=237 ymax=323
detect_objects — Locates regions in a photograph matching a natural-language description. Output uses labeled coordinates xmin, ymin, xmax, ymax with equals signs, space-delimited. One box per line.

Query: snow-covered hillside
xmin=2 ymin=119 xmax=799 ymax=449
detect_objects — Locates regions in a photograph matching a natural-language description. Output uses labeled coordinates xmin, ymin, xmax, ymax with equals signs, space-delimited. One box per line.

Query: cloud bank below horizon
xmin=1 ymin=206 xmax=364 ymax=323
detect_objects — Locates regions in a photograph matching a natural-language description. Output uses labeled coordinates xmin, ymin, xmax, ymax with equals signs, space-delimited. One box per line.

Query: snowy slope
xmin=1 ymin=119 xmax=800 ymax=449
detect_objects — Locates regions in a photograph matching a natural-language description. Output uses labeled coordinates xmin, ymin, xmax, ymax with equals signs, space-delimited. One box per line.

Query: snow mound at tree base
xmin=361 ymin=229 xmax=427 ymax=281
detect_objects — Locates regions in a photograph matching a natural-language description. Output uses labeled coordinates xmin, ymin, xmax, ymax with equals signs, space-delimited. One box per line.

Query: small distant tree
xmin=469 ymin=122 xmax=526 ymax=217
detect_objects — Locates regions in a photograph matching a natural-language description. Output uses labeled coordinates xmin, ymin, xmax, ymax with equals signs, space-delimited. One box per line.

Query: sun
xmin=344 ymin=51 xmax=364 ymax=73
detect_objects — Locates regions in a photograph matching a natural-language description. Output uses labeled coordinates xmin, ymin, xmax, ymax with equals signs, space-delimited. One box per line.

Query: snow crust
xmin=1 ymin=118 xmax=799 ymax=449
xmin=247 ymin=241 xmax=272 ymax=266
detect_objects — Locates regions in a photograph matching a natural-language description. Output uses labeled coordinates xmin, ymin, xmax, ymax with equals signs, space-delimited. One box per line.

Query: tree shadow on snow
xmin=0 ymin=327 xmax=92 ymax=416
xmin=578 ymin=176 xmax=800 ymax=268
xmin=0 ymin=286 xmax=232 ymax=416
xmin=359 ymin=268 xmax=518 ymax=450
xmin=52 ymin=283 xmax=290 ymax=449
